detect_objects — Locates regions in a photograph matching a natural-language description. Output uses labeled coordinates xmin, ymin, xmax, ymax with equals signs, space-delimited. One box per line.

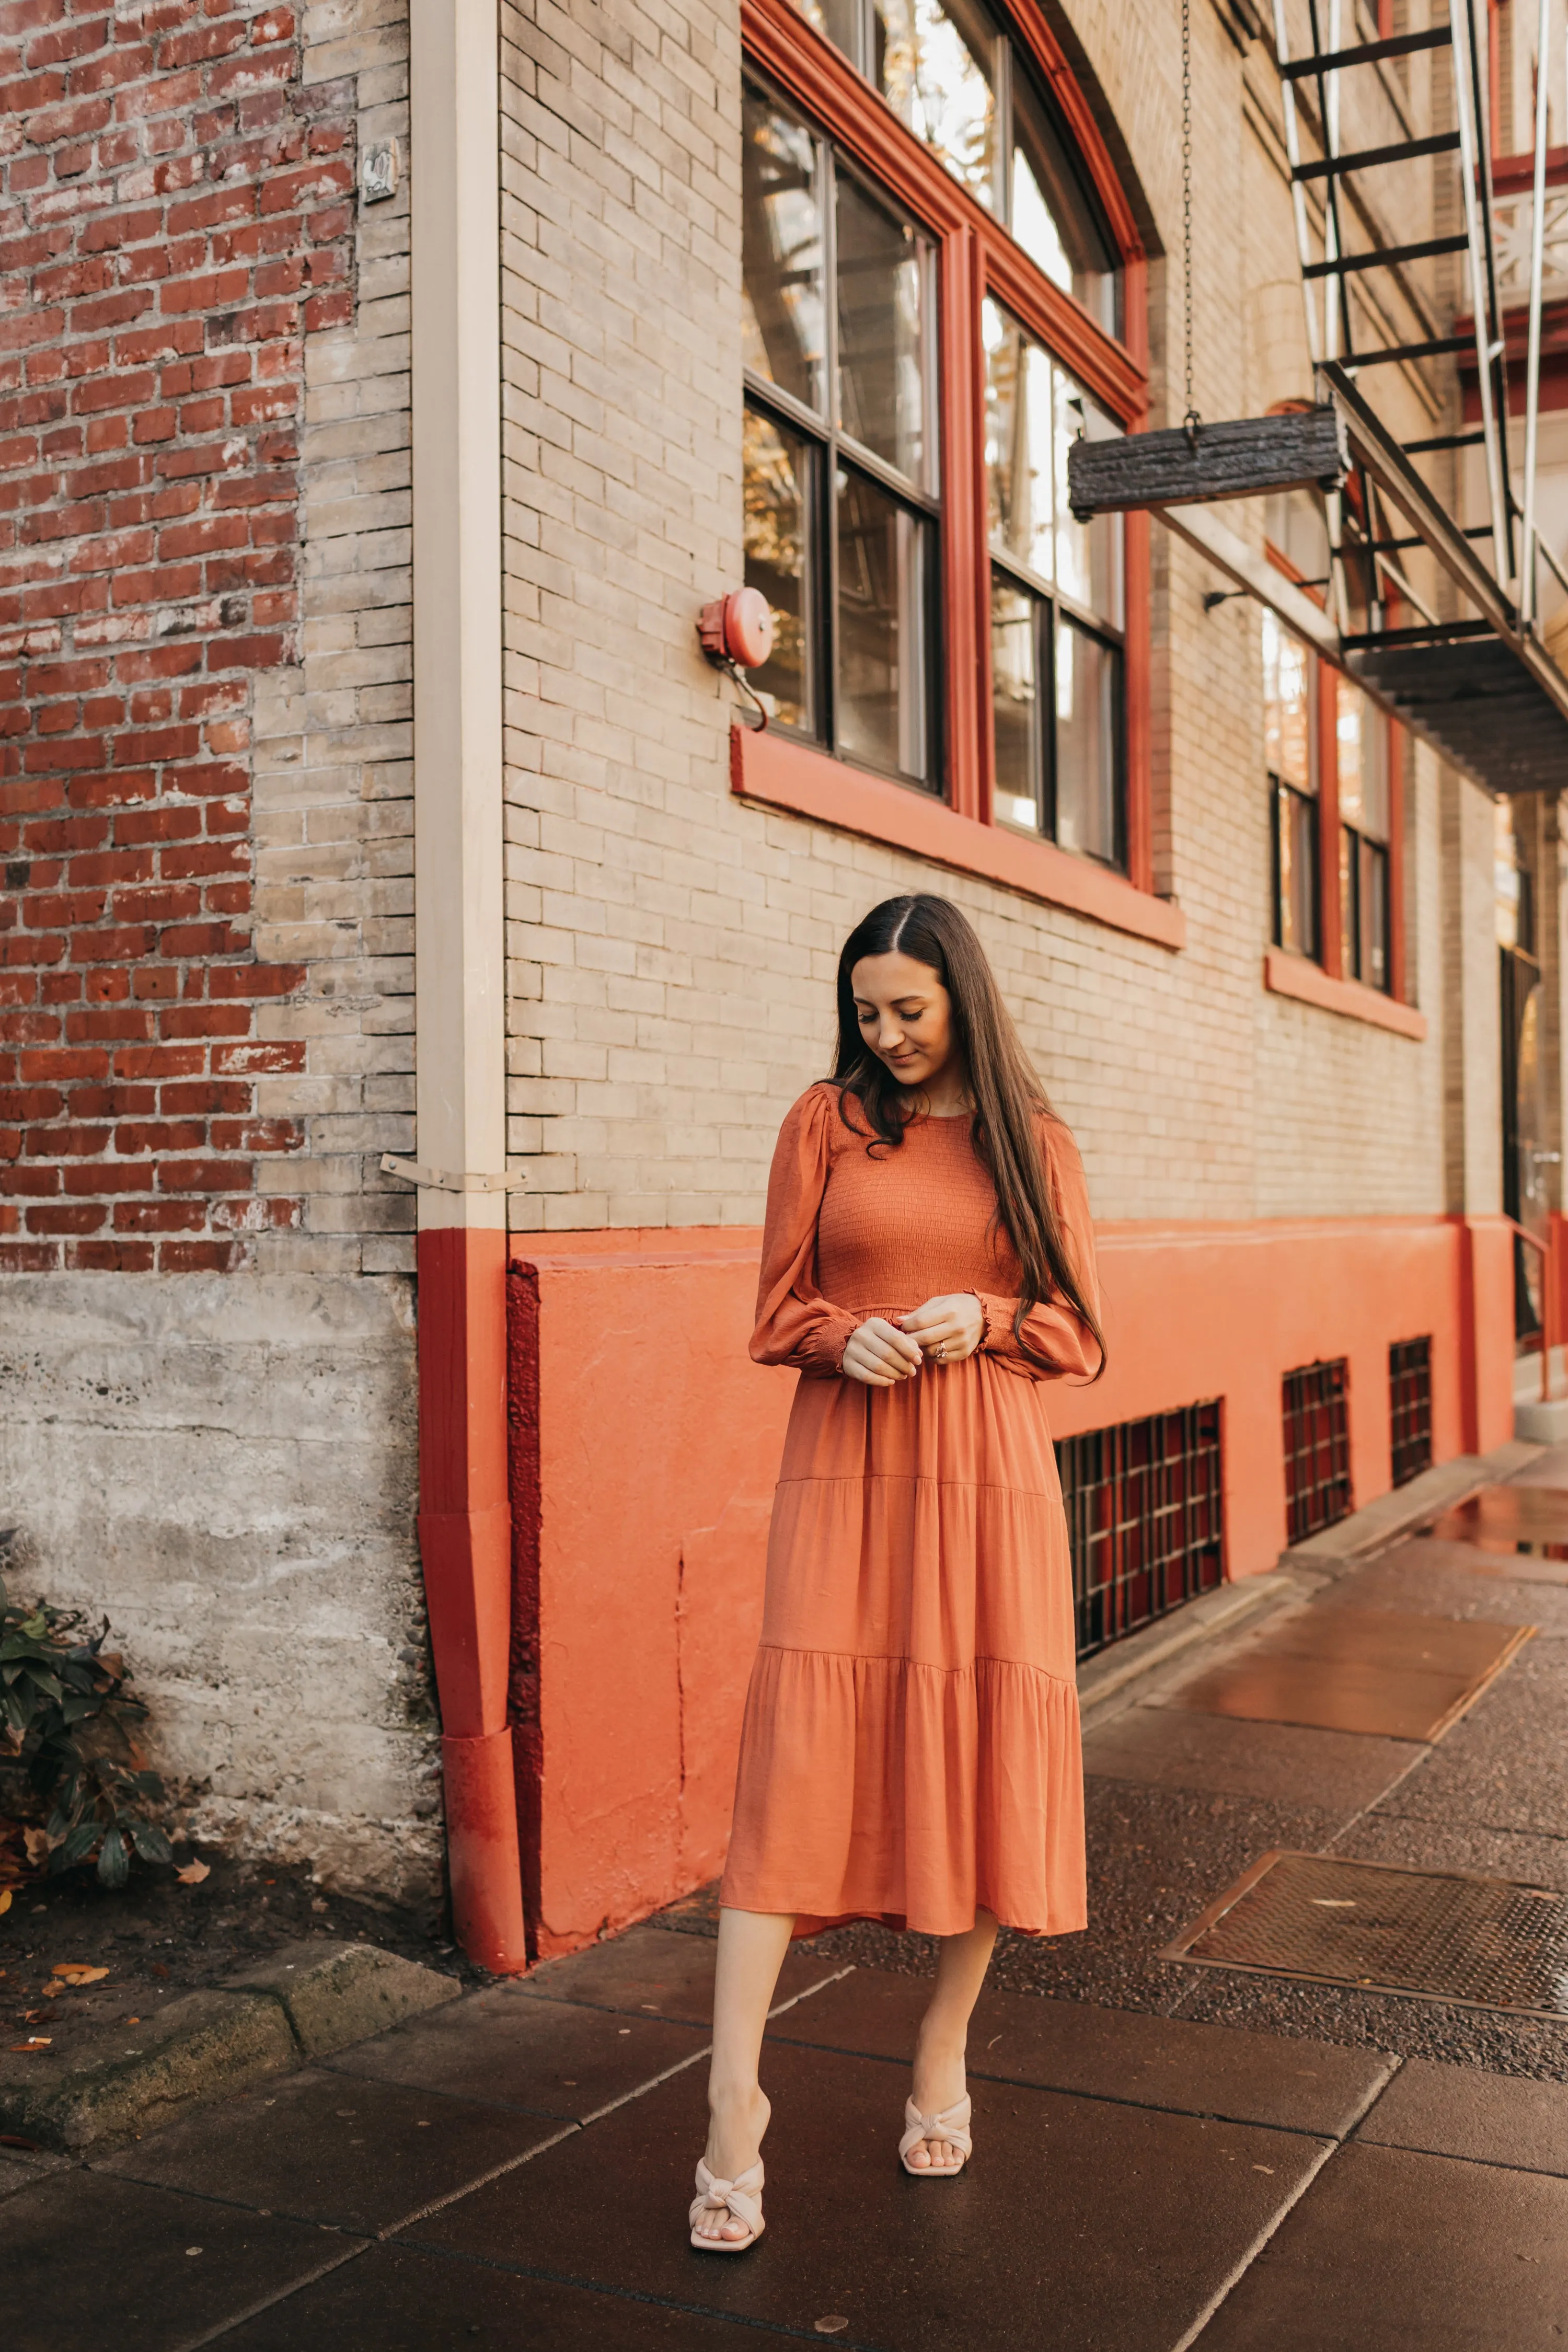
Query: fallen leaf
xmin=150 ymin=1963 xmax=170 ymax=1980
xmin=0 ymin=1890 xmax=10 ymax=1917
xmin=176 ymin=1860 xmax=211 ymax=1886
xmin=22 ymin=2010 xmax=49 ymax=2024
xmin=20 ymin=1829 xmax=50 ymax=1868
xmin=8 ymin=2037 xmax=51 ymax=2052
xmin=124 ymin=2015 xmax=140 ymax=2024
xmin=0 ymin=2132 xmax=39 ymax=2151
xmin=51 ymin=1965 xmax=109 ymax=1985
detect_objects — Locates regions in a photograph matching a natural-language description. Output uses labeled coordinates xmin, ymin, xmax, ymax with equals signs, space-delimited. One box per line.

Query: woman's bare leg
xmin=906 ymin=1907 xmax=999 ymax=2168
xmin=696 ymin=1906 xmax=795 ymax=2242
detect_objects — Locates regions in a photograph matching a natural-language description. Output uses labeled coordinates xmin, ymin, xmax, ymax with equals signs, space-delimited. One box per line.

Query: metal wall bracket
xmin=379 ymin=1154 xmax=513 ymax=1194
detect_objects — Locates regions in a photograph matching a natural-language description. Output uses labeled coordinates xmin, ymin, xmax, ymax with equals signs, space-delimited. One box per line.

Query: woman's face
xmin=850 ymin=951 xmax=958 ymax=1092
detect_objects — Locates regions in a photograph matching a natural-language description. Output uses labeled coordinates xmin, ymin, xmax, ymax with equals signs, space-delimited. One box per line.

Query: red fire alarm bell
xmin=697 ymin=587 xmax=775 ymax=671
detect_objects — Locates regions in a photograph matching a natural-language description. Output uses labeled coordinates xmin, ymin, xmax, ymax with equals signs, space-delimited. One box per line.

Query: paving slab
xmin=1375 ymin=1638 xmax=1568 ymax=1839
xmin=1355 ymin=2055 xmax=1568 ymax=2174
xmin=400 ymin=2033 xmax=1331 ymax=2352
xmin=1170 ymin=1607 xmax=1530 ymax=1743
xmin=1083 ymin=1702 xmax=1424 ymax=1811
xmin=329 ymin=1986 xmax=709 ymax=2121
xmin=515 ymin=1922 xmax=839 ymax=2026
xmin=765 ymin=1963 xmax=1391 ymax=2136
xmin=1339 ymin=1809 xmax=1568 ymax=1895
xmin=0 ymin=1984 xmax=297 ymax=2151
xmin=215 ymin=2241 xmax=768 ymax=2349
xmin=0 ymin=2165 xmax=352 ymax=2352
xmin=1196 ymin=2139 xmax=1568 ymax=2350
xmin=1327 ymin=1540 xmax=1568 ymax=1627
xmin=94 ymin=2062 xmax=564 ymax=2238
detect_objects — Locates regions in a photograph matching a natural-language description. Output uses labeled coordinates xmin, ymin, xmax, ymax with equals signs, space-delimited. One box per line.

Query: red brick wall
xmin=0 ymin=0 xmax=355 ymax=1272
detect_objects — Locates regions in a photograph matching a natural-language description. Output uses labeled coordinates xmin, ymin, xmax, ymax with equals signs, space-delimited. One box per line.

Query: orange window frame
xmin=739 ymin=0 xmax=1156 ymax=896
xmin=1266 ymin=543 xmax=1408 ymax=1004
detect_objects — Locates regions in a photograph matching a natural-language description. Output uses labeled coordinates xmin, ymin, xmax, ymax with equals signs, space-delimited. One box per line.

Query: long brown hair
xmin=832 ymin=893 xmax=1103 ymax=1377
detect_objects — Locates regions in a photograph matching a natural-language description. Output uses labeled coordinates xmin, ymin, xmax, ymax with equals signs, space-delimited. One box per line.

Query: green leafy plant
xmin=0 ymin=1571 xmax=172 ymax=1887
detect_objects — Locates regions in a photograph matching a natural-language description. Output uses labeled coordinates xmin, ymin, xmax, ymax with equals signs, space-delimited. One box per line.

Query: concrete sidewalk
xmin=5 ymin=1450 xmax=1568 ymax=2351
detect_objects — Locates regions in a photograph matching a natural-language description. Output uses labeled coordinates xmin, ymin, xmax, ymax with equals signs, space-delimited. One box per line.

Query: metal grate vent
xmin=1057 ymin=1401 xmax=1225 ymax=1662
xmin=1283 ymin=1358 xmax=1352 ymax=1543
xmin=1165 ymin=1850 xmax=1568 ymax=2019
xmin=1388 ymin=1335 xmax=1433 ymax=1488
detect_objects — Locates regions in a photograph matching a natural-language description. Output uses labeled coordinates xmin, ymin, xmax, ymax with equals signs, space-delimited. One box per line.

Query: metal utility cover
xmin=1423 ymin=1484 xmax=1568 ymax=1561
xmin=1171 ymin=1608 xmax=1532 ymax=1741
xmin=1164 ymin=1851 xmax=1568 ymax=2020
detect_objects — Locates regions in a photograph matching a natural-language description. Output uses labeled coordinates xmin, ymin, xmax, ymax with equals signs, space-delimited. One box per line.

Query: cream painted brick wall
xmin=498 ymin=0 xmax=1498 ymax=1235
xmin=250 ymin=0 xmax=417 ymax=1278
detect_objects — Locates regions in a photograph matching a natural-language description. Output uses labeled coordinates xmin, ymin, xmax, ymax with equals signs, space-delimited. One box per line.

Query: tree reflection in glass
xmin=836 ymin=172 xmax=928 ymax=485
xmin=837 ymin=465 xmax=931 ymax=782
xmin=874 ymin=0 xmax=999 ymax=211
xmin=743 ymin=409 xmax=813 ymax=732
xmin=742 ymin=85 xmax=826 ymax=411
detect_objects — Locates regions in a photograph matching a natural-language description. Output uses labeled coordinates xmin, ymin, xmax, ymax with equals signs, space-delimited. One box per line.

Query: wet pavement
xmin=5 ymin=1447 xmax=1568 ymax=2349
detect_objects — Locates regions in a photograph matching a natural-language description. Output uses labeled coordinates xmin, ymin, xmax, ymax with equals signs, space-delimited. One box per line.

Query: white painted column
xmin=410 ymin=0 xmax=507 ymax=1236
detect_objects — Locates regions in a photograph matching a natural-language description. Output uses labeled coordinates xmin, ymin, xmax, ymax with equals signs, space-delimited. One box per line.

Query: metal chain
xmin=1181 ymin=0 xmax=1200 ymax=443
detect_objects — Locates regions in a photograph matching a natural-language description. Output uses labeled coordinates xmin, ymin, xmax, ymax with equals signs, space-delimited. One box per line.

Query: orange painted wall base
xmin=505 ymin=1212 xmax=1513 ymax=1957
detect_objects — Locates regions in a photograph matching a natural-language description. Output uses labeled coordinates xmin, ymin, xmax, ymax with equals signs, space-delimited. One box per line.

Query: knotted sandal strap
xmin=899 ymin=2093 xmax=973 ymax=2173
xmin=689 ymin=2157 xmax=765 ymax=2250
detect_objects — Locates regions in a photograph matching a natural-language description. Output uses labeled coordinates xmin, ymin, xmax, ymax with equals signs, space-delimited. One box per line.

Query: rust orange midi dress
xmin=720 ymin=1082 xmax=1100 ymax=1940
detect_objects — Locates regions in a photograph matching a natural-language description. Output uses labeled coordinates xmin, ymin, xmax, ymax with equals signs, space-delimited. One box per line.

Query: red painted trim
xmin=1492 ymin=143 xmax=1568 ymax=195
xmin=1263 ymin=946 xmax=1427 ymax=1039
xmin=733 ymin=723 xmax=1185 ymax=947
xmin=417 ymin=1225 xmax=529 ymax=1974
xmin=941 ymin=225 xmax=985 ymax=821
xmin=505 ymin=1261 xmax=543 ymax=1959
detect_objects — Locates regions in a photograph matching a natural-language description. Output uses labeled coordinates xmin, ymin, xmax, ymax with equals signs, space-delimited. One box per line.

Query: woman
xmin=689 ymin=893 xmax=1103 ymax=2252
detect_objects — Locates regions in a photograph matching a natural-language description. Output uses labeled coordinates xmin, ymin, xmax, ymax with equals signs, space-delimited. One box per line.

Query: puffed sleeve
xmin=750 ymin=1085 xmax=860 ymax=1378
xmin=975 ymin=1118 xmax=1102 ymax=1382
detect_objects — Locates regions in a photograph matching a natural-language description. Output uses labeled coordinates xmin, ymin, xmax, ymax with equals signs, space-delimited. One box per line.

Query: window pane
xmin=1362 ymin=837 xmax=1389 ymax=991
xmin=1264 ymin=486 xmax=1331 ymax=588
xmin=742 ymin=84 xmax=826 ymax=411
xmin=983 ymin=298 xmax=1054 ymax=581
xmin=837 ymin=464 xmax=932 ymax=783
xmin=791 ymin=0 xmax=862 ymax=62
xmin=1053 ymin=365 xmax=1123 ymax=627
xmin=1010 ymin=68 xmax=1119 ymax=334
xmin=1276 ymin=782 xmax=1318 ymax=956
xmin=874 ymin=0 xmax=999 ymax=212
xmin=743 ymin=407 xmax=813 ymax=734
xmin=1339 ymin=823 xmax=1357 ymax=977
xmin=991 ymin=572 xmax=1040 ymax=830
xmin=836 ymin=173 xmax=929 ymax=484
xmin=1054 ymin=617 xmax=1121 ymax=865
xmin=1334 ymin=675 xmax=1389 ymax=841
xmin=1262 ymin=609 xmax=1313 ymax=793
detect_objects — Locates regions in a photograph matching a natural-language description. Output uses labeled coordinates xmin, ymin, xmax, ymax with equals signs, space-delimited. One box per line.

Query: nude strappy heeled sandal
xmin=689 ymin=2156 xmax=766 ymax=2252
xmin=899 ymin=2093 xmax=973 ymax=2177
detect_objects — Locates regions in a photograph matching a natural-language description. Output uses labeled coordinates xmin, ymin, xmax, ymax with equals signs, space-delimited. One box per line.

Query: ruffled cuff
xmin=795 ymin=1304 xmax=860 ymax=1378
xmin=974 ymin=1292 xmax=1016 ymax=1357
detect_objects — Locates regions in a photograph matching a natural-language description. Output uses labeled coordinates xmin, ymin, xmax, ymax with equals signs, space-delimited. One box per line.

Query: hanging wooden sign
xmin=1068 ymin=407 xmax=1348 ymax=521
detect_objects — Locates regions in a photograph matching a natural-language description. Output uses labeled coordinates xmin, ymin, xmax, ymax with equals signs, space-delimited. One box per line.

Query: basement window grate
xmin=1057 ymin=1401 xmax=1225 ymax=1662
xmin=1389 ymin=1335 xmax=1433 ymax=1488
xmin=1163 ymin=1850 xmax=1568 ymax=2019
xmin=1283 ymin=1357 xmax=1352 ymax=1544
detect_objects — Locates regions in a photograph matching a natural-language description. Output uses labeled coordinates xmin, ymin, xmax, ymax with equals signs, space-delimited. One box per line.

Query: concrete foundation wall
xmin=0 ymin=1270 xmax=436 ymax=1905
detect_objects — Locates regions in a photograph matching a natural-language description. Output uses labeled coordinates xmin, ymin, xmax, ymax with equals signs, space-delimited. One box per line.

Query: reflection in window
xmin=1011 ymin=69 xmax=1119 ymax=334
xmin=836 ymin=170 xmax=930 ymax=486
xmin=837 ymin=466 xmax=933 ymax=781
xmin=743 ymin=409 xmax=813 ymax=733
xmin=983 ymin=298 xmax=1124 ymax=859
xmin=741 ymin=77 xmax=940 ymax=783
xmin=990 ymin=577 xmax=1039 ymax=829
xmin=742 ymin=84 xmax=825 ymax=410
xmin=1336 ymin=675 xmax=1390 ymax=991
xmin=789 ymin=0 xmax=1122 ymax=336
xmin=874 ymin=0 xmax=998 ymax=210
xmin=1264 ymin=609 xmax=1319 ymax=960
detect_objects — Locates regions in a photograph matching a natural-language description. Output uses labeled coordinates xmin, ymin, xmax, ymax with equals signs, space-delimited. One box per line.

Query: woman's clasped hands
xmin=841 ymin=1293 xmax=985 ymax=1387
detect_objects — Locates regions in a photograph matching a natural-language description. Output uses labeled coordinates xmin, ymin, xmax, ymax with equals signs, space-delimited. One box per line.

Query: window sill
xmin=731 ymin=726 xmax=1185 ymax=951
xmin=1263 ymin=947 xmax=1427 ymax=1040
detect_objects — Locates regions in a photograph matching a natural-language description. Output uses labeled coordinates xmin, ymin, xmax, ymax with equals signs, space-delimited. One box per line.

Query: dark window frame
xmin=743 ymin=88 xmax=945 ymax=790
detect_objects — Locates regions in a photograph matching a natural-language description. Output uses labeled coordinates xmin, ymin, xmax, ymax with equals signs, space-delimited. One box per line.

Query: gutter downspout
xmin=409 ymin=0 xmax=528 ymax=1974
